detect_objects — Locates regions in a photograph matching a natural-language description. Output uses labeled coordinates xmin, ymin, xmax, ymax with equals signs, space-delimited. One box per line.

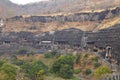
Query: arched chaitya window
xmin=106 ymin=46 xmax=112 ymax=58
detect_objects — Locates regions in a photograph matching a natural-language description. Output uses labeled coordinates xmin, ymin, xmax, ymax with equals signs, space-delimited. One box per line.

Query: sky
xmin=10 ymin=0 xmax=48 ymax=5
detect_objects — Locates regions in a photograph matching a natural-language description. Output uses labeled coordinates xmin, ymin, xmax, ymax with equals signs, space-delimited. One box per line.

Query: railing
xmin=103 ymin=73 xmax=120 ymax=80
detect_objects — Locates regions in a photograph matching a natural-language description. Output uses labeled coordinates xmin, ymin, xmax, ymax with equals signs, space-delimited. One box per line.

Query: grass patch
xmin=45 ymin=74 xmax=80 ymax=80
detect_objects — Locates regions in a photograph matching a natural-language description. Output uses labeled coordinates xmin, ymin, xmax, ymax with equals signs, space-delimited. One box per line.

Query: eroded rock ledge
xmin=7 ymin=7 xmax=120 ymax=22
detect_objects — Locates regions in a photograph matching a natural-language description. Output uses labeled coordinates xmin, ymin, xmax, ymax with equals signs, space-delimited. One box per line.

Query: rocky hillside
xmin=0 ymin=0 xmax=20 ymax=18
xmin=21 ymin=0 xmax=120 ymax=15
xmin=3 ymin=7 xmax=120 ymax=33
xmin=0 ymin=0 xmax=120 ymax=18
xmin=0 ymin=0 xmax=120 ymax=33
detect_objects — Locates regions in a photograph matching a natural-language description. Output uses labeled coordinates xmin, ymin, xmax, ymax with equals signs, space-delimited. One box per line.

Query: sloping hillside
xmin=3 ymin=7 xmax=120 ymax=33
xmin=0 ymin=0 xmax=20 ymax=18
xmin=21 ymin=0 xmax=120 ymax=15
xmin=0 ymin=0 xmax=120 ymax=18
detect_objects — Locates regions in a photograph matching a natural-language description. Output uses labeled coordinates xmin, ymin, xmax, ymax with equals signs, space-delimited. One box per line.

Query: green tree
xmin=0 ymin=61 xmax=5 ymax=67
xmin=44 ymin=52 xmax=52 ymax=58
xmin=91 ymin=56 xmax=99 ymax=62
xmin=11 ymin=54 xmax=17 ymax=61
xmin=59 ymin=64 xmax=73 ymax=79
xmin=94 ymin=66 xmax=112 ymax=79
xmin=84 ymin=68 xmax=92 ymax=75
xmin=51 ymin=54 xmax=74 ymax=79
xmin=51 ymin=50 xmax=59 ymax=57
xmin=26 ymin=50 xmax=34 ymax=57
xmin=74 ymin=68 xmax=81 ymax=74
xmin=75 ymin=53 xmax=81 ymax=64
xmin=17 ymin=47 xmax=28 ymax=55
xmin=36 ymin=69 xmax=45 ymax=80
xmin=12 ymin=60 xmax=25 ymax=66
xmin=94 ymin=62 xmax=101 ymax=68
xmin=21 ymin=60 xmax=48 ymax=80
xmin=0 ymin=63 xmax=18 ymax=80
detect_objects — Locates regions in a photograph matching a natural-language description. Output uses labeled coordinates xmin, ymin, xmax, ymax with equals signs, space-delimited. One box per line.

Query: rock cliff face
xmin=40 ymin=28 xmax=83 ymax=46
xmin=4 ymin=7 xmax=120 ymax=33
xmin=1 ymin=24 xmax=120 ymax=65
xmin=33 ymin=23 xmax=120 ymax=65
xmin=7 ymin=7 xmax=120 ymax=22
xmin=87 ymin=24 xmax=120 ymax=65
xmin=87 ymin=24 xmax=120 ymax=47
